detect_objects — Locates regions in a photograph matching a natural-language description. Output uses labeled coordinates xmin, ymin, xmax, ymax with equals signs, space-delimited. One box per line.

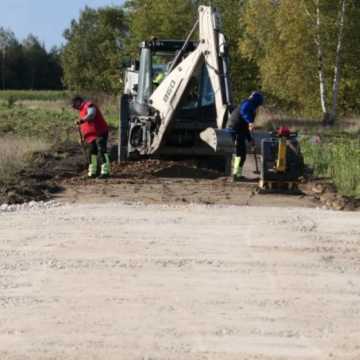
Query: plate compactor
xmin=259 ymin=127 xmax=304 ymax=192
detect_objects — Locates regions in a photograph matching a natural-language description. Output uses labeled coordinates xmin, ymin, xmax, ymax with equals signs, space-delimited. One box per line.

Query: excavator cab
xmin=133 ymin=39 xmax=203 ymax=113
xmin=134 ymin=39 xmax=217 ymax=120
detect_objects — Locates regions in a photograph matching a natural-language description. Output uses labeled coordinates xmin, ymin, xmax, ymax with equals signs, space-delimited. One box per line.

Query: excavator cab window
xmin=180 ymin=76 xmax=200 ymax=110
xmin=200 ymin=67 xmax=215 ymax=107
xmin=180 ymin=66 xmax=215 ymax=110
xmin=135 ymin=40 xmax=215 ymax=112
xmin=152 ymin=55 xmax=170 ymax=89
xmin=152 ymin=64 xmax=167 ymax=82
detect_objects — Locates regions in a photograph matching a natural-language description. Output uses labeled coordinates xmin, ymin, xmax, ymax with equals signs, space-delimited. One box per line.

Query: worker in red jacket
xmin=72 ymin=96 xmax=110 ymax=178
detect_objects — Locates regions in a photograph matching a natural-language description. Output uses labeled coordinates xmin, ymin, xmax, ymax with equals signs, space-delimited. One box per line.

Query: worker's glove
xmin=249 ymin=123 xmax=255 ymax=132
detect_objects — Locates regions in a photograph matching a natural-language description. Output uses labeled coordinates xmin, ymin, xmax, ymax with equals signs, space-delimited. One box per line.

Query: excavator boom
xmin=149 ymin=6 xmax=232 ymax=153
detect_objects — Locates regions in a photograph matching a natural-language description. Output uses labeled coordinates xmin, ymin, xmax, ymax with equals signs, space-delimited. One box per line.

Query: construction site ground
xmin=1 ymin=144 xmax=360 ymax=359
xmin=58 ymin=154 xmax=317 ymax=209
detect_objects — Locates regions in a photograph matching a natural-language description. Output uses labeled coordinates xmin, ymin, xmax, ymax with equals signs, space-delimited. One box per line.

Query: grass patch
xmin=0 ymin=136 xmax=50 ymax=184
xmin=0 ymin=104 xmax=76 ymax=142
xmin=0 ymin=94 xmax=119 ymax=141
xmin=302 ymin=135 xmax=360 ymax=197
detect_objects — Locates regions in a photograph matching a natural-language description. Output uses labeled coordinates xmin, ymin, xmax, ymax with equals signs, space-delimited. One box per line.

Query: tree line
xmin=0 ymin=28 xmax=63 ymax=90
xmin=2 ymin=0 xmax=360 ymax=122
xmin=61 ymin=0 xmax=360 ymax=122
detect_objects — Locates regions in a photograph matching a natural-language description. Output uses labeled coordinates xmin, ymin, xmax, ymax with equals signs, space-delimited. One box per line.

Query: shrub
xmin=302 ymin=136 xmax=360 ymax=197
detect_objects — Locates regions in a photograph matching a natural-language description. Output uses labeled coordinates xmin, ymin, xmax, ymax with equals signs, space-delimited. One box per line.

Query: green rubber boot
xmin=100 ymin=154 xmax=111 ymax=178
xmin=233 ymin=156 xmax=243 ymax=181
xmin=88 ymin=155 xmax=98 ymax=177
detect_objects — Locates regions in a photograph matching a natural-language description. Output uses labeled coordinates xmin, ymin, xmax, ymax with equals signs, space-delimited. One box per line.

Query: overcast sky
xmin=0 ymin=0 xmax=124 ymax=50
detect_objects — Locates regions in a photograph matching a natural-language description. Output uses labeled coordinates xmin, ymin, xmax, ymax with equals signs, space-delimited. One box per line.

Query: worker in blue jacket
xmin=226 ymin=91 xmax=264 ymax=180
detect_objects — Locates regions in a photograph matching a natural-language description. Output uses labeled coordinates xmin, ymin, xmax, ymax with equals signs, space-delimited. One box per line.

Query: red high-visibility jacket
xmin=79 ymin=101 xmax=108 ymax=144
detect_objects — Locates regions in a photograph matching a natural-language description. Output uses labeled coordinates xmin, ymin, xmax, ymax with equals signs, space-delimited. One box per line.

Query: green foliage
xmin=211 ymin=0 xmax=260 ymax=100
xmin=240 ymin=0 xmax=360 ymax=116
xmin=0 ymin=102 xmax=75 ymax=143
xmin=61 ymin=6 xmax=128 ymax=93
xmin=0 ymin=92 xmax=119 ymax=142
xmin=302 ymin=135 xmax=360 ymax=197
xmin=2 ymin=0 xmax=360 ymax=119
xmin=337 ymin=1 xmax=360 ymax=113
xmin=124 ymin=0 xmax=198 ymax=55
xmin=241 ymin=0 xmax=317 ymax=113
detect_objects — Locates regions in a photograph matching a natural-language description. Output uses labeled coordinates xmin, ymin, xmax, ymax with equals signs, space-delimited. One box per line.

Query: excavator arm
xmin=148 ymin=5 xmax=233 ymax=154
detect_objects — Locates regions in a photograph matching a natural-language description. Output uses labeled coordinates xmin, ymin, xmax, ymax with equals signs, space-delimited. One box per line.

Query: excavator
xmin=119 ymin=5 xmax=234 ymax=173
xmin=119 ymin=5 xmax=305 ymax=186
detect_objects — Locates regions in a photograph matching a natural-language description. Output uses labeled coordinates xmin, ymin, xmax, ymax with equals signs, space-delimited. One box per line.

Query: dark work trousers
xmin=233 ymin=132 xmax=248 ymax=167
xmin=87 ymin=132 xmax=108 ymax=163
xmin=229 ymin=121 xmax=252 ymax=167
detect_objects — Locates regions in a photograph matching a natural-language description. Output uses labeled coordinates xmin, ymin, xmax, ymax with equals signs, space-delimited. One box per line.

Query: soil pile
xmin=0 ymin=142 xmax=86 ymax=204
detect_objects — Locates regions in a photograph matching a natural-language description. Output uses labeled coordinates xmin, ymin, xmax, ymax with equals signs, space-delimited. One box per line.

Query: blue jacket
xmin=239 ymin=92 xmax=263 ymax=124
xmin=239 ymin=99 xmax=256 ymax=124
xmin=227 ymin=92 xmax=263 ymax=130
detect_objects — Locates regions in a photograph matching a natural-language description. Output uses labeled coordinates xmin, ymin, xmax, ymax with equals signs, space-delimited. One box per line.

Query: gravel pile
xmin=0 ymin=200 xmax=61 ymax=213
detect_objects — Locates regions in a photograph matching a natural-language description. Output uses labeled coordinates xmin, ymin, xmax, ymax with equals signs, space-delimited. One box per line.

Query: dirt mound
xmin=304 ymin=181 xmax=360 ymax=211
xmin=0 ymin=180 xmax=61 ymax=205
xmin=31 ymin=142 xmax=86 ymax=179
xmin=111 ymin=159 xmax=223 ymax=179
xmin=0 ymin=142 xmax=86 ymax=205
xmin=0 ymin=146 xmax=225 ymax=205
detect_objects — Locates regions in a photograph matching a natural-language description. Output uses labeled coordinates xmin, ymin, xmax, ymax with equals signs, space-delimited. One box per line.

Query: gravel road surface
xmin=0 ymin=202 xmax=359 ymax=359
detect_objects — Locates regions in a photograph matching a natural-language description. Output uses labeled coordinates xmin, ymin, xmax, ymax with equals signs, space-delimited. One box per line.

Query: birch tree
xmin=241 ymin=0 xmax=351 ymax=120
xmin=313 ymin=0 xmax=330 ymax=123
xmin=308 ymin=0 xmax=347 ymax=124
xmin=331 ymin=0 xmax=347 ymax=125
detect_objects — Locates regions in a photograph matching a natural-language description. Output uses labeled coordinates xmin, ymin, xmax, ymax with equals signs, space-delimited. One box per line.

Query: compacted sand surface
xmin=0 ymin=202 xmax=359 ymax=359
